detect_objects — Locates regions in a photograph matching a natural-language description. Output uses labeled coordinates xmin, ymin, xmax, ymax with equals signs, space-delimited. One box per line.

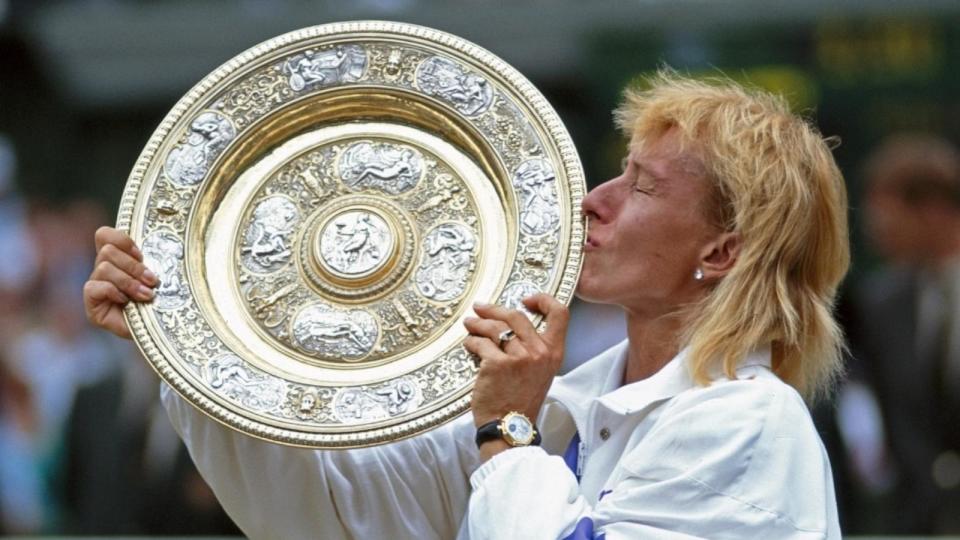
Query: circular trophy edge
xmin=119 ymin=20 xmax=585 ymax=448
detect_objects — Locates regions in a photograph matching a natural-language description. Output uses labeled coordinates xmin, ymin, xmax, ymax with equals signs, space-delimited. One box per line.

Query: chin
xmin=574 ymin=279 xmax=610 ymax=305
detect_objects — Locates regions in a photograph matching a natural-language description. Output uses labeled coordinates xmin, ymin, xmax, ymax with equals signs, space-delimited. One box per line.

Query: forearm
xmin=161 ymin=384 xmax=343 ymax=538
xmin=468 ymin=447 xmax=590 ymax=540
xmin=162 ymin=384 xmax=478 ymax=539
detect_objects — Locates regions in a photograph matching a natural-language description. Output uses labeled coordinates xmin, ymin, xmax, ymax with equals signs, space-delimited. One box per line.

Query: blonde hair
xmin=615 ymin=70 xmax=850 ymax=402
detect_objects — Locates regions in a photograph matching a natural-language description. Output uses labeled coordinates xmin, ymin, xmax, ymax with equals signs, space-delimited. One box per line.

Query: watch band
xmin=475 ymin=415 xmax=542 ymax=448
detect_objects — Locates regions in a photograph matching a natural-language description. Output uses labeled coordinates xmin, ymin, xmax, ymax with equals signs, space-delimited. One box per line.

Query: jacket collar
xmin=546 ymin=341 xmax=773 ymax=424
xmin=546 ymin=340 xmax=630 ymax=424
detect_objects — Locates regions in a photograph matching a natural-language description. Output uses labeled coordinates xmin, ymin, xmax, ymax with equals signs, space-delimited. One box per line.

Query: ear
xmin=699 ymin=232 xmax=741 ymax=279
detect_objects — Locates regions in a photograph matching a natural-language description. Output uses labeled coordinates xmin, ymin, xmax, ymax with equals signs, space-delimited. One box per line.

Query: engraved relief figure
xmin=282 ymin=45 xmax=367 ymax=91
xmin=416 ymin=56 xmax=494 ymax=116
xmin=338 ymin=141 xmax=423 ymax=194
xmin=514 ymin=158 xmax=561 ymax=235
xmin=374 ymin=379 xmax=419 ymax=416
xmin=164 ymin=111 xmax=236 ymax=187
xmin=245 ymin=282 xmax=297 ymax=329
xmin=292 ymin=304 xmax=378 ymax=360
xmin=333 ymin=378 xmax=422 ymax=422
xmin=501 ymin=281 xmax=541 ymax=314
xmin=284 ymin=386 xmax=333 ymax=421
xmin=298 ymin=392 xmax=318 ymax=415
xmin=141 ymin=231 xmax=189 ymax=310
xmin=319 ymin=211 xmax=392 ymax=276
xmin=334 ymin=388 xmax=379 ymax=421
xmin=203 ymin=353 xmax=283 ymax=412
xmin=240 ymin=196 xmax=300 ymax=273
xmin=415 ymin=223 xmax=476 ymax=301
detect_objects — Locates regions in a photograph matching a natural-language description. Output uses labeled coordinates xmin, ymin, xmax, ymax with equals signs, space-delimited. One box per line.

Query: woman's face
xmin=577 ymin=128 xmax=720 ymax=317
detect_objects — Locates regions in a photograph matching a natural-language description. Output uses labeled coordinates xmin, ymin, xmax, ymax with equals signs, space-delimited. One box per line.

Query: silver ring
xmin=497 ymin=329 xmax=516 ymax=348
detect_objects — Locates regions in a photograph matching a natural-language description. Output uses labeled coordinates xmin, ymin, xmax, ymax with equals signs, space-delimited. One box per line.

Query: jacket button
xmin=599 ymin=427 xmax=610 ymax=441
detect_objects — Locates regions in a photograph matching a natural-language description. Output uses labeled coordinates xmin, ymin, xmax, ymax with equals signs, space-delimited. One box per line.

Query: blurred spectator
xmin=0 ymin=134 xmax=38 ymax=340
xmin=0 ymin=220 xmax=119 ymax=532
xmin=850 ymin=133 xmax=960 ymax=533
xmin=0 ymin=132 xmax=237 ymax=532
xmin=0 ymin=347 xmax=38 ymax=534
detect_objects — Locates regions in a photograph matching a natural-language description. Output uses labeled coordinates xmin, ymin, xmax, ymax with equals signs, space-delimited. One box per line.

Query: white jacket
xmin=162 ymin=341 xmax=841 ymax=539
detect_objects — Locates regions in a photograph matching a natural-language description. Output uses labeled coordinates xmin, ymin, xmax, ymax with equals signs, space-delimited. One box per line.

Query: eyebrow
xmin=635 ymin=159 xmax=668 ymax=187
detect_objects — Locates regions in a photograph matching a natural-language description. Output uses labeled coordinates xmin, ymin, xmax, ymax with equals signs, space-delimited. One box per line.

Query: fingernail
xmin=143 ymin=269 xmax=158 ymax=284
xmin=463 ymin=316 xmax=478 ymax=324
xmin=138 ymin=284 xmax=155 ymax=299
xmin=473 ymin=302 xmax=491 ymax=309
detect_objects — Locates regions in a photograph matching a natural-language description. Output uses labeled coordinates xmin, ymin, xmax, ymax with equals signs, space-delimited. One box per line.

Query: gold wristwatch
xmin=475 ymin=411 xmax=541 ymax=447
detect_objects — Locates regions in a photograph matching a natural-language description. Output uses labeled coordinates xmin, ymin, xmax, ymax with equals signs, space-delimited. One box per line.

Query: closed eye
xmin=633 ymin=174 xmax=656 ymax=195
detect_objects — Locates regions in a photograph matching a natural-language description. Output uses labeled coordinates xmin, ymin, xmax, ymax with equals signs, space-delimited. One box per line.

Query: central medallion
xmin=300 ymin=195 xmax=417 ymax=303
xmin=316 ymin=209 xmax=394 ymax=279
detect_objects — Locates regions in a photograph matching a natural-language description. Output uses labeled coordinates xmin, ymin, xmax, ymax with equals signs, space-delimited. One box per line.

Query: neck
xmin=622 ymin=309 xmax=688 ymax=385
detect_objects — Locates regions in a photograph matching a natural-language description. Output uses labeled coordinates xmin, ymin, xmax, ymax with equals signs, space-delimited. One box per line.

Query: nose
xmin=581 ymin=176 xmax=618 ymax=223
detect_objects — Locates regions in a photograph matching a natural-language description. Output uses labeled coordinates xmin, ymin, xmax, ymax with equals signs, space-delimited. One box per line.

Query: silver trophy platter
xmin=119 ymin=21 xmax=585 ymax=448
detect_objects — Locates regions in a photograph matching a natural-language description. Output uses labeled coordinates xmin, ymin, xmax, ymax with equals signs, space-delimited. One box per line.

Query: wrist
xmin=478 ymin=438 xmax=511 ymax=462
xmin=474 ymin=411 xmax=541 ymax=458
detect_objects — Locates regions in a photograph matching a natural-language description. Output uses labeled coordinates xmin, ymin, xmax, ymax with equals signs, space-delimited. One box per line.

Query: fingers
xmin=83 ymin=279 xmax=130 ymax=307
xmin=91 ymin=260 xmax=155 ymax=302
xmin=95 ymin=226 xmax=142 ymax=261
xmin=87 ymin=227 xmax=148 ymax=341
xmin=82 ymin=280 xmax=133 ymax=339
xmin=94 ymin=241 xmax=158 ymax=289
xmin=463 ymin=295 xmax=569 ymax=369
xmin=463 ymin=335 xmax=509 ymax=362
xmin=521 ymin=293 xmax=570 ymax=346
xmin=463 ymin=316 xmax=511 ymax=343
xmin=471 ymin=302 xmax=539 ymax=342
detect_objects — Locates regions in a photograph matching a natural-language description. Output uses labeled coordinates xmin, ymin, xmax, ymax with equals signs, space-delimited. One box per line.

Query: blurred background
xmin=2 ymin=0 xmax=960 ymax=536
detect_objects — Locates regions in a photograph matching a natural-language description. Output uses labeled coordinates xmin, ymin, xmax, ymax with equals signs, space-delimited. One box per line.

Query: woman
xmin=85 ymin=71 xmax=848 ymax=539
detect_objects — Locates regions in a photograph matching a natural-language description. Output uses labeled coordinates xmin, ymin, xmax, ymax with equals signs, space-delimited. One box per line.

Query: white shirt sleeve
xmin=161 ymin=384 xmax=480 ymax=540
xmin=467 ymin=379 xmax=839 ymax=540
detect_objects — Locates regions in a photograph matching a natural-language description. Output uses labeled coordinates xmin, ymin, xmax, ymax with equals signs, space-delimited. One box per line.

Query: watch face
xmin=502 ymin=412 xmax=534 ymax=445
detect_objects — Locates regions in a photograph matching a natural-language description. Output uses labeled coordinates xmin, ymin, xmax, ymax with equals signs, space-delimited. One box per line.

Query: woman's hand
xmin=463 ymin=293 xmax=570 ymax=459
xmin=83 ymin=226 xmax=158 ymax=339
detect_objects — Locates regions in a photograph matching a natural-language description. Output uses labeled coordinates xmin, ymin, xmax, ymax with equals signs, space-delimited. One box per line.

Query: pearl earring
xmin=694 ymin=268 xmax=704 ymax=281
